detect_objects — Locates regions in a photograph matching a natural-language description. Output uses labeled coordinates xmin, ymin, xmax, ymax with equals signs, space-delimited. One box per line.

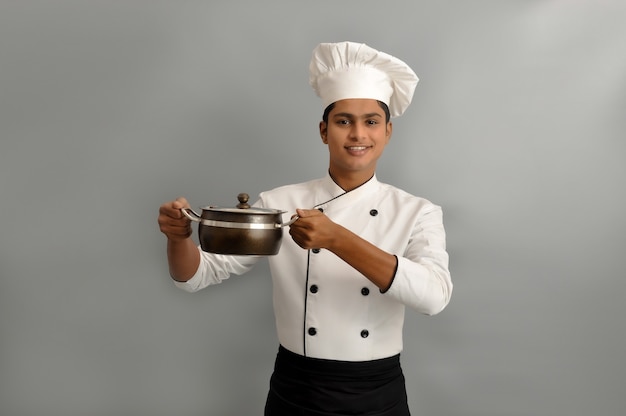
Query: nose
xmin=349 ymin=123 xmax=366 ymax=140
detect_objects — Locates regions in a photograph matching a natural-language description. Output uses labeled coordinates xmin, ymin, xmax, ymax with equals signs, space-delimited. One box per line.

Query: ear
xmin=385 ymin=121 xmax=393 ymax=143
xmin=319 ymin=121 xmax=328 ymax=144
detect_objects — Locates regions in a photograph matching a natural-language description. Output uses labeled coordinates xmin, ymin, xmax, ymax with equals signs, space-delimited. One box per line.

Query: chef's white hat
xmin=309 ymin=41 xmax=419 ymax=118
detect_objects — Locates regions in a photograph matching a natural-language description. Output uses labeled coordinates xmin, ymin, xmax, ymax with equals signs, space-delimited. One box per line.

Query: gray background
xmin=1 ymin=1 xmax=625 ymax=415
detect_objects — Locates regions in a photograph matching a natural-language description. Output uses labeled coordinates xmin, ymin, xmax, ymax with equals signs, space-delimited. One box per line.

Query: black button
xmin=369 ymin=209 xmax=378 ymax=216
xmin=361 ymin=287 xmax=370 ymax=296
xmin=312 ymin=248 xmax=321 ymax=253
xmin=317 ymin=208 xmax=324 ymax=212
xmin=310 ymin=284 xmax=318 ymax=293
xmin=308 ymin=327 xmax=317 ymax=336
xmin=360 ymin=329 xmax=369 ymax=338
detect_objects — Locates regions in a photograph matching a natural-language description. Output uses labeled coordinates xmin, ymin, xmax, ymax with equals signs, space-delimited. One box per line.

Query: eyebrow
xmin=332 ymin=112 xmax=383 ymax=119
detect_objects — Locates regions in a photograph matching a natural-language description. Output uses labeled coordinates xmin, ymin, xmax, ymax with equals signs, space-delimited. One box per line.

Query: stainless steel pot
xmin=181 ymin=193 xmax=295 ymax=255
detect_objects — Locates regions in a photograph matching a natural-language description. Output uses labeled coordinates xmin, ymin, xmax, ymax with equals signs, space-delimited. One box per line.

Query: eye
xmin=336 ymin=119 xmax=350 ymax=125
xmin=366 ymin=119 xmax=378 ymax=125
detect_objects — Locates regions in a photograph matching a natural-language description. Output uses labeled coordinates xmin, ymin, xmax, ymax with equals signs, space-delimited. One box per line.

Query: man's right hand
xmin=158 ymin=197 xmax=201 ymax=281
xmin=158 ymin=197 xmax=193 ymax=241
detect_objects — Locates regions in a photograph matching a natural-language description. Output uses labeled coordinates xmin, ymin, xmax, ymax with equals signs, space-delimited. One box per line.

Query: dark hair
xmin=322 ymin=101 xmax=391 ymax=124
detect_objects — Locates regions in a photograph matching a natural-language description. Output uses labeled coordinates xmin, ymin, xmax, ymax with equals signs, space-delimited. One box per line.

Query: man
xmin=158 ymin=41 xmax=452 ymax=415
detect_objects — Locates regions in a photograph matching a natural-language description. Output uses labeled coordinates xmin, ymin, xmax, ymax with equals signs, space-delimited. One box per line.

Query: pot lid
xmin=200 ymin=206 xmax=285 ymax=214
xmin=200 ymin=193 xmax=285 ymax=215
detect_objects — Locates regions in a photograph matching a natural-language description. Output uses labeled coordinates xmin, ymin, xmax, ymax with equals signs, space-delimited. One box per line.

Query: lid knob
xmin=236 ymin=193 xmax=250 ymax=209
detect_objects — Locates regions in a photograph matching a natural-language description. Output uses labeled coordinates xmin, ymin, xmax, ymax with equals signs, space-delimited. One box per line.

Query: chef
xmin=158 ymin=41 xmax=453 ymax=416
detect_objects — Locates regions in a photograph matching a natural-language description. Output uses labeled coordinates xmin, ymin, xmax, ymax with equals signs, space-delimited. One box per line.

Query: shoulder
xmin=376 ymin=181 xmax=441 ymax=214
xmin=260 ymin=177 xmax=323 ymax=198
xmin=256 ymin=178 xmax=325 ymax=208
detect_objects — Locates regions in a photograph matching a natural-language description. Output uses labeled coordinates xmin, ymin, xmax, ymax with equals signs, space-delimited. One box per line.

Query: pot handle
xmin=280 ymin=215 xmax=299 ymax=227
xmin=181 ymin=207 xmax=202 ymax=222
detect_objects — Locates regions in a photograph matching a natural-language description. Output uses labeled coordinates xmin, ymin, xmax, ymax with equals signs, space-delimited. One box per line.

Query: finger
xmin=159 ymin=205 xmax=180 ymax=220
xmin=171 ymin=198 xmax=191 ymax=218
xmin=159 ymin=198 xmax=190 ymax=219
xmin=160 ymin=218 xmax=192 ymax=237
xmin=288 ymin=228 xmax=307 ymax=249
xmin=173 ymin=197 xmax=190 ymax=209
xmin=296 ymin=208 xmax=322 ymax=218
xmin=158 ymin=213 xmax=185 ymax=230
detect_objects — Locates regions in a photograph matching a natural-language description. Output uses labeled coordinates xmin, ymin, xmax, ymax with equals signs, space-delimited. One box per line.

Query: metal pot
xmin=181 ymin=193 xmax=295 ymax=255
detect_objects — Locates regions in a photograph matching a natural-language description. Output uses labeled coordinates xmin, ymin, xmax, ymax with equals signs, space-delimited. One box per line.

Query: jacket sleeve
xmin=173 ymin=250 xmax=261 ymax=293
xmin=384 ymin=206 xmax=453 ymax=315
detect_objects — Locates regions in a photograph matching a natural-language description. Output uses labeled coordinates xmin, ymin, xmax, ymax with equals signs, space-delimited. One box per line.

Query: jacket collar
xmin=315 ymin=172 xmax=380 ymax=212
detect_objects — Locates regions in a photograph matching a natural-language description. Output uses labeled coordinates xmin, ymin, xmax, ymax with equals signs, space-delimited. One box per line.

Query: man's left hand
xmin=288 ymin=208 xmax=338 ymax=250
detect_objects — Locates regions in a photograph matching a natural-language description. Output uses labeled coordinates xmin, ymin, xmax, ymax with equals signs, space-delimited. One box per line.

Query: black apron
xmin=264 ymin=345 xmax=411 ymax=416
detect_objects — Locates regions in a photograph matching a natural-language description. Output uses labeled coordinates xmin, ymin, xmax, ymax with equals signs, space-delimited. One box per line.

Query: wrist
xmin=325 ymin=224 xmax=347 ymax=252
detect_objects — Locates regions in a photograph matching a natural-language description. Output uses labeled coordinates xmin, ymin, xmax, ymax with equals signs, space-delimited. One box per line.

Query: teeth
xmin=348 ymin=146 xmax=367 ymax=150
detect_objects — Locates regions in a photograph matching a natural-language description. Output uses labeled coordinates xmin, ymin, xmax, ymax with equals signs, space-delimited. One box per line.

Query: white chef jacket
xmin=175 ymin=174 xmax=452 ymax=361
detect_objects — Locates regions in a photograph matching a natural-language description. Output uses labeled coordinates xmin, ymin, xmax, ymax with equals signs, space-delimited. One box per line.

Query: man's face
xmin=320 ymin=98 xmax=392 ymax=181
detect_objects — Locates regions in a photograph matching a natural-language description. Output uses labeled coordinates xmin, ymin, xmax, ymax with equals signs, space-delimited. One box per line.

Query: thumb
xmin=172 ymin=197 xmax=190 ymax=210
xmin=296 ymin=208 xmax=321 ymax=218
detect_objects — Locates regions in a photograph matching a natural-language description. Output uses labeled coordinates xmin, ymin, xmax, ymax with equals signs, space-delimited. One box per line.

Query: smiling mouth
xmin=346 ymin=146 xmax=370 ymax=151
